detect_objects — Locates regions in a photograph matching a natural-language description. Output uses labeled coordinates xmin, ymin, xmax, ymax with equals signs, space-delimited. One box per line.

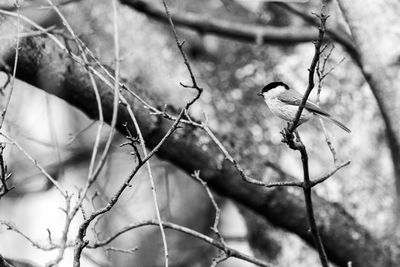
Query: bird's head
xmin=257 ymin=82 xmax=289 ymax=97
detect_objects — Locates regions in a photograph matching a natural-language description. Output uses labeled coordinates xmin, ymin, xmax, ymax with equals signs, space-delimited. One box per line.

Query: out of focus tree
xmin=337 ymin=0 xmax=400 ymax=226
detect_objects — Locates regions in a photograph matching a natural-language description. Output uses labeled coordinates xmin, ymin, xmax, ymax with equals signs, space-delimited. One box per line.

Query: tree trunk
xmin=337 ymin=0 xmax=400 ymax=229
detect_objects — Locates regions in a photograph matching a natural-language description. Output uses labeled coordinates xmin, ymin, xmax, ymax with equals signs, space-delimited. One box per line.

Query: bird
xmin=258 ymin=81 xmax=350 ymax=133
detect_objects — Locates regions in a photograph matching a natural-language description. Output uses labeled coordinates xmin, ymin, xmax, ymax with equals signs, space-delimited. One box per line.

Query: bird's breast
xmin=264 ymin=98 xmax=313 ymax=123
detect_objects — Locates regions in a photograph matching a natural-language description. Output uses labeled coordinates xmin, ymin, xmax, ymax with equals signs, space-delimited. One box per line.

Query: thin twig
xmin=211 ymin=253 xmax=229 ymax=267
xmin=288 ymin=13 xmax=328 ymax=132
xmin=91 ymin=220 xmax=273 ymax=267
xmin=202 ymin=124 xmax=266 ymax=185
xmin=72 ymin=106 xmax=185 ymax=259
xmin=192 ymin=171 xmax=225 ymax=245
xmin=38 ymin=1 xmax=110 ymax=265
xmin=161 ymin=0 xmax=202 ymax=95
xmin=105 ymin=246 xmax=138 ymax=254
xmin=310 ymin=160 xmax=351 ymax=187
xmin=316 ymin=44 xmax=346 ymax=164
xmin=280 ymin=2 xmax=331 ymax=267
xmin=317 ymin=118 xmax=337 ymax=163
xmin=0 ymin=28 xmax=56 ymax=39
xmin=0 ymin=220 xmax=63 ymax=251
xmin=124 ymin=104 xmax=170 ymax=267
xmin=45 ymin=0 xmax=108 ymax=190
xmin=67 ymin=121 xmax=97 ymax=145
xmin=72 ymin=1 xmax=121 ymax=265
xmin=265 ymin=181 xmax=303 ymax=188
xmin=46 ymin=196 xmax=73 ymax=267
xmin=1 ymin=133 xmax=66 ymax=196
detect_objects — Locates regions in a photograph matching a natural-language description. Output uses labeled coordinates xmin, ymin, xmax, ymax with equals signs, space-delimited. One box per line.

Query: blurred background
xmin=0 ymin=0 xmax=395 ymax=266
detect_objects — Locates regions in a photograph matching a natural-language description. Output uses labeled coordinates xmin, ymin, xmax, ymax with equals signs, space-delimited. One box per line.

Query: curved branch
xmin=0 ymin=15 xmax=395 ymax=267
xmin=336 ymin=0 xmax=400 ymax=233
xmin=272 ymin=2 xmax=359 ymax=59
xmin=91 ymin=220 xmax=273 ymax=267
xmin=120 ymin=0 xmax=352 ymax=47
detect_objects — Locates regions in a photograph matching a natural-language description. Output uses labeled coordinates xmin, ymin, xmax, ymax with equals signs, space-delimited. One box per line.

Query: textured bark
xmin=0 ymin=14 xmax=397 ymax=267
xmin=337 ymin=0 xmax=400 ymax=226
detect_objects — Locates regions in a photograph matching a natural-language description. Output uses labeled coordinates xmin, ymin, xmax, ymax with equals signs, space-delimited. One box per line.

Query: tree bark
xmin=337 ymin=0 xmax=400 ymax=227
xmin=0 ymin=14 xmax=397 ymax=267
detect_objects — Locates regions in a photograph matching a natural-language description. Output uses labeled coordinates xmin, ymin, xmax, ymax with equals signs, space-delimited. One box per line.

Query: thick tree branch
xmin=336 ymin=0 xmax=400 ymax=229
xmin=120 ymin=0 xmax=354 ymax=48
xmin=0 ymin=15 xmax=396 ymax=267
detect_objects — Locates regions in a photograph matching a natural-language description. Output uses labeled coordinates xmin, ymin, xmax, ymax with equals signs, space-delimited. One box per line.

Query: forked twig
xmin=316 ymin=44 xmax=346 ymax=164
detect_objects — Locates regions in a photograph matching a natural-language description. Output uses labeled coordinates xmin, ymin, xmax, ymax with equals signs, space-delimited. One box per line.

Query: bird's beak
xmin=257 ymin=92 xmax=263 ymax=96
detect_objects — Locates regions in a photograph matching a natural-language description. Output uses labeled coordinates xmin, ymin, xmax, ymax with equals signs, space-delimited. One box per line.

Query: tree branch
xmin=91 ymin=220 xmax=273 ymax=267
xmin=120 ymin=0 xmax=350 ymax=47
xmin=336 ymin=0 xmax=400 ymax=232
xmin=272 ymin=2 xmax=358 ymax=59
xmin=280 ymin=5 xmax=330 ymax=266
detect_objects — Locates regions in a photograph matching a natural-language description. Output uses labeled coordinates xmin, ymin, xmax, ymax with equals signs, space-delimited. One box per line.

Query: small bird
xmin=258 ymin=82 xmax=350 ymax=133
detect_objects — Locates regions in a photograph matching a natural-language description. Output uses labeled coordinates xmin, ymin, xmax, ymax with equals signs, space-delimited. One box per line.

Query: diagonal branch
xmin=281 ymin=4 xmax=331 ymax=267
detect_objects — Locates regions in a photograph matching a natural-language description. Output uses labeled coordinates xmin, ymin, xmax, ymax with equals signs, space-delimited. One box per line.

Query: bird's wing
xmin=277 ymin=90 xmax=330 ymax=117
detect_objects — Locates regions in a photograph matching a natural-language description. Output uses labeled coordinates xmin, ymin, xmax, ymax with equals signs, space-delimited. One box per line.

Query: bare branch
xmin=310 ymin=160 xmax=351 ymax=187
xmin=316 ymin=44 xmax=346 ymax=164
xmin=265 ymin=181 xmax=303 ymax=188
xmin=1 ymin=133 xmax=66 ymax=196
xmin=281 ymin=2 xmax=331 ymax=267
xmin=120 ymin=0 xmax=357 ymax=53
xmin=91 ymin=220 xmax=273 ymax=267
xmin=273 ymin=2 xmax=358 ymax=59
xmin=0 ymin=221 xmax=61 ymax=251
xmin=192 ymin=170 xmax=225 ymax=245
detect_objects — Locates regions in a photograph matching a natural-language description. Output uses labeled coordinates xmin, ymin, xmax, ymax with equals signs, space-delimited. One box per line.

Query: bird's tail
xmin=322 ymin=116 xmax=351 ymax=133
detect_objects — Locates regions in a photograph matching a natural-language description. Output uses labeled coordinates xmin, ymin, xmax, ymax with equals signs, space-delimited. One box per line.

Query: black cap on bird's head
xmin=257 ymin=82 xmax=289 ymax=96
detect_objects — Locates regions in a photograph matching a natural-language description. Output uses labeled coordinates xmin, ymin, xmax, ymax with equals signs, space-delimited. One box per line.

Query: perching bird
xmin=258 ymin=82 xmax=350 ymax=133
